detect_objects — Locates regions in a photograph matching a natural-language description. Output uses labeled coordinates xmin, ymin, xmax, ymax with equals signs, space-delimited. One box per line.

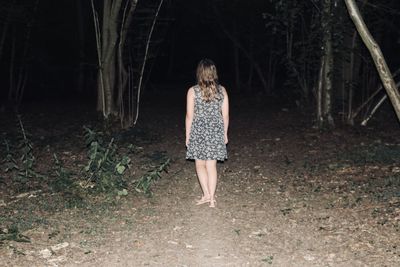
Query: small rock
xmin=303 ymin=255 xmax=315 ymax=261
xmin=39 ymin=248 xmax=52 ymax=259
xmin=392 ymin=167 xmax=400 ymax=173
xmin=48 ymin=255 xmax=67 ymax=265
xmin=51 ymin=242 xmax=69 ymax=251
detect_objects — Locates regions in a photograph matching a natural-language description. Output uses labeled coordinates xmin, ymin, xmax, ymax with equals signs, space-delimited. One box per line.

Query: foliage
xmin=82 ymin=126 xmax=130 ymax=193
xmin=1 ymin=116 xmax=45 ymax=183
xmin=0 ymin=225 xmax=30 ymax=245
xmin=261 ymin=255 xmax=274 ymax=264
xmin=50 ymin=154 xmax=74 ymax=192
xmin=263 ymin=0 xmax=322 ymax=102
xmin=135 ymin=158 xmax=170 ymax=197
xmin=2 ymin=139 xmax=18 ymax=173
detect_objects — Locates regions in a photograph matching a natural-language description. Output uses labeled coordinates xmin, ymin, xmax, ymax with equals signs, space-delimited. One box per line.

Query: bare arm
xmin=185 ymin=87 xmax=195 ymax=146
xmin=221 ymin=87 xmax=229 ymax=144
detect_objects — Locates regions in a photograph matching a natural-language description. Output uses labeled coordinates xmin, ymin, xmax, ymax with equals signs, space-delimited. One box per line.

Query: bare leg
xmin=195 ymin=160 xmax=210 ymax=204
xmin=205 ymin=160 xmax=217 ymax=207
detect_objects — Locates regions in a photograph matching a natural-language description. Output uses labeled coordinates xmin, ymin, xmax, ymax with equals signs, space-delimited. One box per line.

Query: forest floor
xmin=1 ymin=94 xmax=400 ymax=266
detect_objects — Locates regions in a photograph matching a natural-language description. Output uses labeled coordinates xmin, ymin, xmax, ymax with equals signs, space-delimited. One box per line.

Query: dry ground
xmin=1 ymin=95 xmax=399 ymax=266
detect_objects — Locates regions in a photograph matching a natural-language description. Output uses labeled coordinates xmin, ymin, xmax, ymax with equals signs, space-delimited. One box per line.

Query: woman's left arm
xmin=222 ymin=87 xmax=229 ymax=144
xmin=185 ymin=87 xmax=195 ymax=146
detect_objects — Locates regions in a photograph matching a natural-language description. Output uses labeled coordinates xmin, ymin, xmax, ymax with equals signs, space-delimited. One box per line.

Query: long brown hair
xmin=196 ymin=59 xmax=220 ymax=102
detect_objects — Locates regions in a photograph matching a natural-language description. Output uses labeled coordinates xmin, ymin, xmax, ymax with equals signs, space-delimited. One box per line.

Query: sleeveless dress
xmin=186 ymin=85 xmax=227 ymax=161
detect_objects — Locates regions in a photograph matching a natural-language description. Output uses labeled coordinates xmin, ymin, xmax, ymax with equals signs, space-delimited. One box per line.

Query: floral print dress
xmin=186 ymin=85 xmax=227 ymax=161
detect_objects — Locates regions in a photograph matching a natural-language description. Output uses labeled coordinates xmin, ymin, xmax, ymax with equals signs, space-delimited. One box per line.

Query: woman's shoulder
xmin=188 ymin=85 xmax=199 ymax=91
xmin=187 ymin=85 xmax=198 ymax=97
xmin=218 ymin=85 xmax=228 ymax=94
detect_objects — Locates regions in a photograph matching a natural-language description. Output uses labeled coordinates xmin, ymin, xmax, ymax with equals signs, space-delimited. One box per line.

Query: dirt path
xmin=1 ymin=99 xmax=399 ymax=266
xmin=68 ymin=104 xmax=399 ymax=266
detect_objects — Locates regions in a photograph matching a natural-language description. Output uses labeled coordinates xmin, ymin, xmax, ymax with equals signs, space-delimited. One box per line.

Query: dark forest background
xmin=1 ymin=0 xmax=400 ymax=127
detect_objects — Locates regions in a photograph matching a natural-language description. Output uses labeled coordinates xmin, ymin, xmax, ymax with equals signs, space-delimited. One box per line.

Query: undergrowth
xmin=1 ymin=117 xmax=171 ymax=246
xmin=135 ymin=158 xmax=170 ymax=196
xmin=2 ymin=116 xmax=45 ymax=185
xmin=82 ymin=126 xmax=130 ymax=193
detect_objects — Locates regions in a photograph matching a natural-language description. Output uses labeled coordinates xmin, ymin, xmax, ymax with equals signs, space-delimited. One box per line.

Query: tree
xmin=344 ymin=0 xmax=400 ymax=122
xmin=90 ymin=0 xmax=138 ymax=120
xmin=316 ymin=0 xmax=335 ymax=128
xmin=91 ymin=0 xmax=168 ymax=128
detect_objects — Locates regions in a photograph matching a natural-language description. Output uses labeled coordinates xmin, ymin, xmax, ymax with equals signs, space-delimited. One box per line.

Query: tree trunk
xmin=91 ymin=0 xmax=142 ymax=124
xmin=322 ymin=8 xmax=334 ymax=127
xmin=133 ymin=0 xmax=165 ymax=127
xmin=316 ymin=0 xmax=335 ymax=128
xmin=344 ymin=0 xmax=400 ymax=122
xmin=99 ymin=0 xmax=122 ymax=117
xmin=116 ymin=0 xmax=137 ymax=111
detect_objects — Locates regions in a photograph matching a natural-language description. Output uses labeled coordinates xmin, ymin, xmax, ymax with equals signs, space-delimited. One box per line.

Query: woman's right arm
xmin=221 ymin=87 xmax=229 ymax=144
xmin=185 ymin=87 xmax=195 ymax=146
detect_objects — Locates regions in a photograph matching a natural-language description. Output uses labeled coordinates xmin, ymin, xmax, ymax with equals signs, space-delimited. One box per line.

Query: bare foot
xmin=196 ymin=196 xmax=210 ymax=205
xmin=209 ymin=199 xmax=216 ymax=208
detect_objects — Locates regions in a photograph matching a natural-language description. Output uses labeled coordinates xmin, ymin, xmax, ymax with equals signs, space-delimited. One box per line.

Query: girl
xmin=185 ymin=59 xmax=229 ymax=208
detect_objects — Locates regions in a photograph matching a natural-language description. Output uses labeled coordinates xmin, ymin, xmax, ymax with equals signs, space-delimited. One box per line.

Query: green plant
xmin=50 ymin=154 xmax=74 ymax=192
xmin=0 ymin=225 xmax=30 ymax=244
xmin=17 ymin=115 xmax=36 ymax=182
xmin=262 ymin=255 xmax=274 ymax=264
xmin=83 ymin=126 xmax=130 ymax=192
xmin=135 ymin=158 xmax=170 ymax=196
xmin=2 ymin=116 xmax=45 ymax=183
xmin=2 ymin=138 xmax=18 ymax=173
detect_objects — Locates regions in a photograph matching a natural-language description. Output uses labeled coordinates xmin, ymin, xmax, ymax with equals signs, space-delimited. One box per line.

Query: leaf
xmin=116 ymin=164 xmax=126 ymax=174
xmin=117 ymin=189 xmax=128 ymax=196
xmin=261 ymin=255 xmax=273 ymax=264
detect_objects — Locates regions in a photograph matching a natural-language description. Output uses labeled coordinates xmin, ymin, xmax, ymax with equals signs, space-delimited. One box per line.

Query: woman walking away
xmin=185 ymin=59 xmax=229 ymax=208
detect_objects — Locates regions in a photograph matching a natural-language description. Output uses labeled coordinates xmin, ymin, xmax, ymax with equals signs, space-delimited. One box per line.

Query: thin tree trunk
xmin=133 ymin=0 xmax=165 ymax=126
xmin=316 ymin=55 xmax=324 ymax=126
xmin=346 ymin=30 xmax=358 ymax=124
xmin=90 ymin=0 xmax=106 ymax=116
xmin=117 ymin=0 xmax=136 ymax=112
xmin=322 ymin=5 xmax=334 ymax=127
xmin=361 ymin=94 xmax=387 ymax=126
xmin=351 ymin=68 xmax=400 ymax=121
xmin=344 ymin=0 xmax=400 ymax=122
xmin=316 ymin=0 xmax=335 ymax=128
